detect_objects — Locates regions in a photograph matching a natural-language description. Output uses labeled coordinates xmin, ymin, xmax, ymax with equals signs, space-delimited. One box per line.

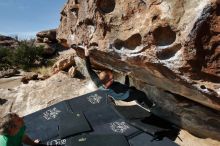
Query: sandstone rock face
xmin=0 ymin=34 xmax=18 ymax=48
xmin=57 ymin=0 xmax=220 ymax=140
xmin=52 ymin=55 xmax=75 ymax=74
xmin=36 ymin=29 xmax=57 ymax=43
xmin=0 ymin=72 xmax=90 ymax=117
xmin=133 ymin=78 xmax=220 ymax=140
xmin=35 ymin=29 xmax=60 ymax=55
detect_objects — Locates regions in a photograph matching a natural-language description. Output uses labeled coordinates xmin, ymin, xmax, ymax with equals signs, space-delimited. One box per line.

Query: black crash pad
xmin=83 ymin=104 xmax=121 ymax=126
xmin=43 ymin=136 xmax=66 ymax=146
xmin=83 ymin=104 xmax=141 ymax=137
xmin=129 ymin=133 xmax=179 ymax=146
xmin=89 ymin=119 xmax=141 ymax=137
xmin=66 ymin=134 xmax=130 ymax=146
xmin=127 ymin=118 xmax=173 ymax=136
xmin=58 ymin=111 xmax=92 ymax=139
xmin=115 ymin=105 xmax=179 ymax=137
xmin=24 ymin=100 xmax=72 ymax=141
xmin=24 ymin=136 xmax=66 ymax=146
xmin=67 ymin=90 xmax=109 ymax=112
xmin=127 ymin=114 xmax=179 ymax=139
xmin=24 ymin=90 xmax=179 ymax=146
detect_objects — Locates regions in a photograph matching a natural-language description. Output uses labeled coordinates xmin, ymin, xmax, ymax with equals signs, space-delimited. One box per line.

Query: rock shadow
xmin=0 ymin=98 xmax=7 ymax=105
xmin=97 ymin=0 xmax=115 ymax=14
xmin=114 ymin=33 xmax=142 ymax=50
xmin=141 ymin=114 xmax=180 ymax=141
xmin=74 ymin=70 xmax=86 ymax=80
xmin=115 ymin=104 xmax=180 ymax=141
xmin=153 ymin=26 xmax=176 ymax=46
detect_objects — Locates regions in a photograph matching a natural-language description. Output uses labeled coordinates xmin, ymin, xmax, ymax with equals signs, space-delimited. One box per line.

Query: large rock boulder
xmin=35 ymin=29 xmax=65 ymax=55
xmin=36 ymin=29 xmax=57 ymax=43
xmin=51 ymin=49 xmax=77 ymax=74
xmin=0 ymin=68 xmax=19 ymax=78
xmin=52 ymin=55 xmax=75 ymax=74
xmin=0 ymin=72 xmax=90 ymax=116
xmin=57 ymin=0 xmax=220 ymax=140
xmin=0 ymin=34 xmax=18 ymax=48
xmin=21 ymin=72 xmax=38 ymax=84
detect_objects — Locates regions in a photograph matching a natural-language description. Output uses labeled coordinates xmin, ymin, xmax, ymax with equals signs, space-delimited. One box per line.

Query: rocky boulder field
xmin=0 ymin=34 xmax=18 ymax=48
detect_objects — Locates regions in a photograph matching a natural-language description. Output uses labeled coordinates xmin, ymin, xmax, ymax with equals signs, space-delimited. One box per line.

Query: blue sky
xmin=0 ymin=0 xmax=67 ymax=39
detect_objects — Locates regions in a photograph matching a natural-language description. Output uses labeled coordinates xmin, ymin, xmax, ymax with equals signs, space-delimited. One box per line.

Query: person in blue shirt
xmin=84 ymin=45 xmax=154 ymax=109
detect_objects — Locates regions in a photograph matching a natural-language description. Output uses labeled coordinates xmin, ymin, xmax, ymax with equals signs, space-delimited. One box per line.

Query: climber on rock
xmin=83 ymin=44 xmax=155 ymax=110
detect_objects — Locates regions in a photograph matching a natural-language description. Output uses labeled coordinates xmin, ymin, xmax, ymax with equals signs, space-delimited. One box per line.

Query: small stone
xmin=52 ymin=56 xmax=75 ymax=74
xmin=68 ymin=66 xmax=77 ymax=78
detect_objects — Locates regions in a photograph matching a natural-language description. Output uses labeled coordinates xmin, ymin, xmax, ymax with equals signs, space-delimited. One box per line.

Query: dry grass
xmin=30 ymin=66 xmax=52 ymax=76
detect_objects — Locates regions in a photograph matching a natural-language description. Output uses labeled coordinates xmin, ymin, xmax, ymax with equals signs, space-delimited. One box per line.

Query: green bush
xmin=0 ymin=47 xmax=11 ymax=63
xmin=0 ymin=47 xmax=12 ymax=69
xmin=0 ymin=41 xmax=45 ymax=70
xmin=9 ymin=42 xmax=44 ymax=70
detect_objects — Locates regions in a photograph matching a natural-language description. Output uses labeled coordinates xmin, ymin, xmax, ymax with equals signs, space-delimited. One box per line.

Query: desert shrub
xmin=0 ymin=47 xmax=13 ymax=69
xmin=0 ymin=41 xmax=46 ymax=70
xmin=0 ymin=47 xmax=11 ymax=63
xmin=9 ymin=42 xmax=44 ymax=70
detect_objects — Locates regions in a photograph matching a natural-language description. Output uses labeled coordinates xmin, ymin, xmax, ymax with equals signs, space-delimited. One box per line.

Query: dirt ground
xmin=0 ymin=76 xmax=22 ymax=89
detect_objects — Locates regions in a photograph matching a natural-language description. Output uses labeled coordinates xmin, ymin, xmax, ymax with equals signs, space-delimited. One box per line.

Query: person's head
xmin=0 ymin=113 xmax=24 ymax=136
xmin=98 ymin=70 xmax=114 ymax=88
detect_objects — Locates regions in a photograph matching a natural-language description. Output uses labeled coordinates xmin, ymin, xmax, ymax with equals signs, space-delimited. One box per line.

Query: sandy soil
xmin=0 ymin=76 xmax=22 ymax=89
